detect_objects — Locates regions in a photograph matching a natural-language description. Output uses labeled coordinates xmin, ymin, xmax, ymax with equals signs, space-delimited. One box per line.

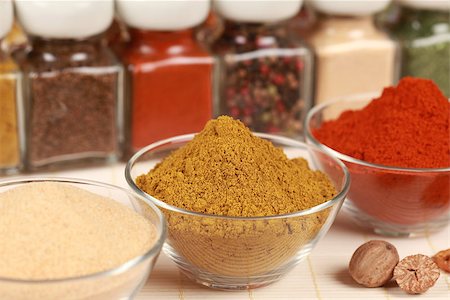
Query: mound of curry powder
xmin=137 ymin=116 xmax=336 ymax=217
xmin=136 ymin=116 xmax=338 ymax=279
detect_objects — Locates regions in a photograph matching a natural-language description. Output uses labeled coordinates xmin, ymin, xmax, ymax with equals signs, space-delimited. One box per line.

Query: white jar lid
xmin=213 ymin=0 xmax=303 ymax=23
xmin=116 ymin=0 xmax=210 ymax=31
xmin=0 ymin=0 xmax=13 ymax=39
xmin=15 ymin=0 xmax=114 ymax=39
xmin=307 ymin=0 xmax=391 ymax=16
xmin=397 ymin=0 xmax=449 ymax=11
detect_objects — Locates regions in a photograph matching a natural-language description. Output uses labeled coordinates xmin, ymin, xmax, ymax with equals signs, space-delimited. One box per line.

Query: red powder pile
xmin=314 ymin=77 xmax=450 ymax=169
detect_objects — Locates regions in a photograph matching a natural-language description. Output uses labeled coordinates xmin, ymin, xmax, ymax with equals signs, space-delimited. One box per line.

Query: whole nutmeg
xmin=349 ymin=240 xmax=399 ymax=287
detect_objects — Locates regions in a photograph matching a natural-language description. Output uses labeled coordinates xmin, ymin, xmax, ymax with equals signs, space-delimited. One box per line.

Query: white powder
xmin=307 ymin=16 xmax=397 ymax=105
xmin=0 ymin=182 xmax=157 ymax=280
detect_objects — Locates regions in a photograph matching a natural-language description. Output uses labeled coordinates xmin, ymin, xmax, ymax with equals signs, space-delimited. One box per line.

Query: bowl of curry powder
xmin=126 ymin=116 xmax=349 ymax=290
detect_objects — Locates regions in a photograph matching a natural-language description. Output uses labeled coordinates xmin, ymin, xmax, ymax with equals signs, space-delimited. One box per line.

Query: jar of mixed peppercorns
xmin=211 ymin=0 xmax=313 ymax=137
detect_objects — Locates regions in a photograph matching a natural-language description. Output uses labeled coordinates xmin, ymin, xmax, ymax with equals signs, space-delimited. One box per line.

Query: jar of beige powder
xmin=306 ymin=0 xmax=399 ymax=104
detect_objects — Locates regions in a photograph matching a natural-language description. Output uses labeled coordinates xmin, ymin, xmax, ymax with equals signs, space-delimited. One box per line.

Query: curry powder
xmin=137 ymin=116 xmax=336 ymax=217
xmin=136 ymin=116 xmax=338 ymax=278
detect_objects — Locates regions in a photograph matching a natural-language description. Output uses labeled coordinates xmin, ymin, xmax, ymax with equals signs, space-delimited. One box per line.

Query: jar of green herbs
xmin=385 ymin=0 xmax=449 ymax=97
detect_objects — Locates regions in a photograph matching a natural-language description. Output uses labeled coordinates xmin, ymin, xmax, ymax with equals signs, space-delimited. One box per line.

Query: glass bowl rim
xmin=305 ymin=98 xmax=450 ymax=173
xmin=125 ymin=132 xmax=351 ymax=221
xmin=0 ymin=177 xmax=167 ymax=285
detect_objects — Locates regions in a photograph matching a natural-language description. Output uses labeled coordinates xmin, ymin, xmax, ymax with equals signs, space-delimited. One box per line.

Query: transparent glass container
xmin=387 ymin=6 xmax=449 ymax=97
xmin=212 ymin=21 xmax=313 ymax=137
xmin=307 ymin=14 xmax=398 ymax=105
xmin=122 ymin=29 xmax=213 ymax=154
xmin=0 ymin=178 xmax=166 ymax=300
xmin=16 ymin=36 xmax=124 ymax=170
xmin=305 ymin=99 xmax=450 ymax=237
xmin=0 ymin=43 xmax=22 ymax=174
xmin=126 ymin=133 xmax=349 ymax=290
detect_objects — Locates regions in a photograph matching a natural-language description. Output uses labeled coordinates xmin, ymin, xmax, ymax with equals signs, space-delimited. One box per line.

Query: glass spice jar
xmin=386 ymin=0 xmax=449 ymax=97
xmin=211 ymin=0 xmax=313 ymax=137
xmin=117 ymin=0 xmax=213 ymax=154
xmin=306 ymin=0 xmax=398 ymax=105
xmin=14 ymin=0 xmax=123 ymax=170
xmin=0 ymin=0 xmax=22 ymax=174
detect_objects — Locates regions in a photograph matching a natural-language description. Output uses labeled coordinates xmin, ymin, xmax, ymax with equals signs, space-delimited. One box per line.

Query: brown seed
xmin=348 ymin=240 xmax=399 ymax=287
xmin=433 ymin=249 xmax=450 ymax=273
xmin=394 ymin=254 xmax=440 ymax=294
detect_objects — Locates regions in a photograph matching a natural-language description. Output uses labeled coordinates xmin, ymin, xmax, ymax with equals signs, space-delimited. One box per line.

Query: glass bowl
xmin=125 ymin=133 xmax=350 ymax=290
xmin=305 ymin=99 xmax=450 ymax=237
xmin=0 ymin=177 xmax=166 ymax=300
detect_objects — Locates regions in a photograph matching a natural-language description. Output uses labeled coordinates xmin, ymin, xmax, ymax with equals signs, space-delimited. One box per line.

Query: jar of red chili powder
xmin=14 ymin=0 xmax=123 ymax=170
xmin=211 ymin=0 xmax=313 ymax=137
xmin=117 ymin=0 xmax=213 ymax=154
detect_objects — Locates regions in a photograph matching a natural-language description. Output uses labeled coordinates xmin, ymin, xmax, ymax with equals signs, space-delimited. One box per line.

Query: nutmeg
xmin=349 ymin=240 xmax=399 ymax=287
xmin=394 ymin=254 xmax=440 ymax=294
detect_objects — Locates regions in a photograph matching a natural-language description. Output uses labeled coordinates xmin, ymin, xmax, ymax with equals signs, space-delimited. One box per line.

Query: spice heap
xmin=137 ymin=116 xmax=338 ymax=278
xmin=0 ymin=182 xmax=156 ymax=281
xmin=314 ymin=77 xmax=450 ymax=169
xmin=137 ymin=116 xmax=336 ymax=217
xmin=312 ymin=77 xmax=449 ymax=229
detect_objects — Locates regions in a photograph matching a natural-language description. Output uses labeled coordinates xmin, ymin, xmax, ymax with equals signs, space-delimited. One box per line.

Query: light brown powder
xmin=0 ymin=182 xmax=157 ymax=280
xmin=137 ymin=116 xmax=336 ymax=217
xmin=136 ymin=116 xmax=338 ymax=279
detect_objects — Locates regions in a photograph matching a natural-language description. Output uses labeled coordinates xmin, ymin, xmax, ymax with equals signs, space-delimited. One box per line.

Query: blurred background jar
xmin=211 ymin=0 xmax=312 ymax=137
xmin=0 ymin=0 xmax=22 ymax=174
xmin=306 ymin=0 xmax=398 ymax=105
xmin=196 ymin=10 xmax=224 ymax=49
xmin=3 ymin=21 xmax=27 ymax=54
xmin=384 ymin=0 xmax=449 ymax=97
xmin=14 ymin=0 xmax=123 ymax=170
xmin=117 ymin=0 xmax=213 ymax=154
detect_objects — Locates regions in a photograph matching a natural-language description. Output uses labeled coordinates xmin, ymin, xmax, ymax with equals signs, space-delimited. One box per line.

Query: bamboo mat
xmin=7 ymin=164 xmax=449 ymax=300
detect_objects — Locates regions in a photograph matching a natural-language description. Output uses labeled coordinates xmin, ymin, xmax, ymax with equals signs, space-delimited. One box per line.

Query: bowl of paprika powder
xmin=305 ymin=77 xmax=450 ymax=237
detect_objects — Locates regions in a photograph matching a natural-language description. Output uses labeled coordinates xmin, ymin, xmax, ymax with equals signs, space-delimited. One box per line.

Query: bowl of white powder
xmin=0 ymin=177 xmax=166 ymax=300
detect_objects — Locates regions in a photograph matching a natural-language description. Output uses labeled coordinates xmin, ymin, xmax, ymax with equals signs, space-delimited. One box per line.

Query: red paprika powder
xmin=314 ymin=77 xmax=449 ymax=169
xmin=311 ymin=77 xmax=450 ymax=230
